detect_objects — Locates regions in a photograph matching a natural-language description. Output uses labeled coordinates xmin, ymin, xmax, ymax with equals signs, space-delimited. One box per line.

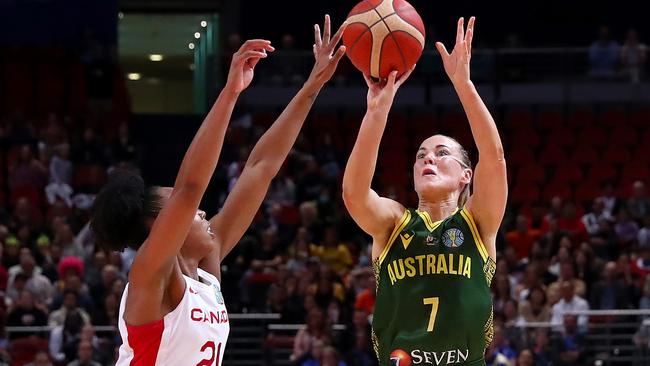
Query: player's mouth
xmin=422 ymin=167 xmax=437 ymax=176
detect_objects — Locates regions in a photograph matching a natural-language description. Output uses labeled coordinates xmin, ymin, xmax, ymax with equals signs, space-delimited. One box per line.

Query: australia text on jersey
xmin=386 ymin=253 xmax=471 ymax=285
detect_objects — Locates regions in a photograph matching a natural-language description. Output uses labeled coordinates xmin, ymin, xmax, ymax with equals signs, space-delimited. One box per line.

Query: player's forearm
xmin=245 ymin=83 xmax=320 ymax=176
xmin=174 ymin=89 xmax=239 ymax=193
xmin=343 ymin=108 xmax=388 ymax=196
xmin=454 ymin=81 xmax=504 ymax=160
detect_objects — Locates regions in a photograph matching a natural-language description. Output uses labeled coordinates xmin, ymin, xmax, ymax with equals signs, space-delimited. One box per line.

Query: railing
xmin=4 ymin=310 xmax=650 ymax=365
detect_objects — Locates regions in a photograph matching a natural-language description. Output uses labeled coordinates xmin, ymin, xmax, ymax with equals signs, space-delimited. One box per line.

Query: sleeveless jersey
xmin=116 ymin=268 xmax=230 ymax=366
xmin=372 ymin=208 xmax=496 ymax=366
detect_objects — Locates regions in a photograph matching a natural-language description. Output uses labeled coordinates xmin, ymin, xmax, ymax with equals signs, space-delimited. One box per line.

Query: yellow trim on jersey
xmin=378 ymin=210 xmax=412 ymax=266
xmin=460 ymin=208 xmax=489 ymax=263
xmin=416 ymin=208 xmax=458 ymax=232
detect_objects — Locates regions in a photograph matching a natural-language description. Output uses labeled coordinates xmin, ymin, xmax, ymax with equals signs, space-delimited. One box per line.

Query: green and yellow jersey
xmin=371 ymin=208 xmax=496 ymax=366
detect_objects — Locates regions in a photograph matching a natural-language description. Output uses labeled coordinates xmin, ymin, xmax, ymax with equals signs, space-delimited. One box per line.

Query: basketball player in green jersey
xmin=342 ymin=17 xmax=507 ymax=366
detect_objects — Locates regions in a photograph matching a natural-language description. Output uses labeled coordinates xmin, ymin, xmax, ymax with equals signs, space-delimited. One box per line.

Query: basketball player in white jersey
xmin=90 ymin=17 xmax=346 ymax=366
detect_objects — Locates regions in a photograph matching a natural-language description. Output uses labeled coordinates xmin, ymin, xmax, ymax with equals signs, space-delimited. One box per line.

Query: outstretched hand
xmin=226 ymin=39 xmax=275 ymax=94
xmin=364 ymin=66 xmax=415 ymax=110
xmin=306 ymin=14 xmax=347 ymax=90
xmin=435 ymin=17 xmax=475 ymax=85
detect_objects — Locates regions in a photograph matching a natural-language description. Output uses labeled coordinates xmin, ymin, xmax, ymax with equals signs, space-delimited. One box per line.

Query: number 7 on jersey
xmin=423 ymin=297 xmax=439 ymax=332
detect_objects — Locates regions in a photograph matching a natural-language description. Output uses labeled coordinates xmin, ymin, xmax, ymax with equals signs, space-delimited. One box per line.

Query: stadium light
xmin=149 ymin=54 xmax=164 ymax=62
xmin=201 ymin=21 xmax=208 ymax=28
xmin=127 ymin=73 xmax=141 ymax=81
xmin=194 ymin=32 xmax=201 ymax=39
xmin=189 ymin=43 xmax=195 ymax=50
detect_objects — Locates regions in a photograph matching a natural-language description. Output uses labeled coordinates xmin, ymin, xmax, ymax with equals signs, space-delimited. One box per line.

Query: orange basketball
xmin=342 ymin=0 xmax=425 ymax=79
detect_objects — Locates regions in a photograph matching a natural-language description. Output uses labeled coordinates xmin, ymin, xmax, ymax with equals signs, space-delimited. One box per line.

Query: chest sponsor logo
xmin=425 ymin=235 xmax=438 ymax=246
xmin=390 ymin=348 xmax=470 ymax=365
xmin=442 ymin=228 xmax=464 ymax=248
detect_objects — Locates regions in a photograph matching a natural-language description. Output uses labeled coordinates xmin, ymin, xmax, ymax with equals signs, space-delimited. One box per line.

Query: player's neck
xmin=418 ymin=197 xmax=458 ymax=222
xmin=177 ymin=255 xmax=200 ymax=281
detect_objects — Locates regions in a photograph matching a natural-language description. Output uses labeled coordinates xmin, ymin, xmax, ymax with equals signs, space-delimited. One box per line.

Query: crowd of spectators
xmin=1 ymin=56 xmax=650 ymax=366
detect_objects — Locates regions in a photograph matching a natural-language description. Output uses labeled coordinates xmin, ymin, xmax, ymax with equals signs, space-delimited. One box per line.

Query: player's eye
xmin=435 ymin=149 xmax=450 ymax=157
xmin=417 ymin=153 xmax=425 ymax=159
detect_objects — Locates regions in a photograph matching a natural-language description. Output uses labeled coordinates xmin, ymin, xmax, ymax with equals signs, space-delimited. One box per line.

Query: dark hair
xmin=90 ymin=171 xmax=163 ymax=252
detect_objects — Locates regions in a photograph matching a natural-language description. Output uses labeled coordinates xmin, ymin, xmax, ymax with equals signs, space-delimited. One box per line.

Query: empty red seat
xmin=580 ymin=127 xmax=608 ymax=147
xmin=554 ymin=161 xmax=583 ymax=183
xmin=539 ymin=145 xmax=568 ymax=166
xmin=599 ymin=108 xmax=627 ymax=128
xmin=632 ymin=145 xmax=650 ymax=162
xmin=609 ymin=127 xmax=638 ymax=146
xmin=542 ymin=182 xmax=573 ymax=200
xmin=641 ymin=129 xmax=650 ymax=147
xmin=505 ymin=108 xmax=535 ymax=131
xmin=547 ymin=128 xmax=575 ymax=147
xmin=601 ymin=146 xmax=630 ymax=165
xmin=621 ymin=162 xmax=650 ymax=182
xmin=585 ymin=164 xmax=617 ymax=183
xmin=35 ymin=62 xmax=65 ymax=115
xmin=515 ymin=165 xmax=546 ymax=184
xmin=10 ymin=184 xmax=43 ymax=208
xmin=66 ymin=62 xmax=88 ymax=115
xmin=571 ymin=145 xmax=599 ymax=165
xmin=567 ymin=108 xmax=594 ymax=129
xmin=575 ymin=182 xmax=602 ymax=203
xmin=538 ymin=109 xmax=564 ymax=130
xmin=508 ymin=147 xmax=536 ymax=167
xmin=512 ymin=128 xmax=541 ymax=148
xmin=510 ymin=184 xmax=540 ymax=205
xmin=630 ymin=108 xmax=650 ymax=127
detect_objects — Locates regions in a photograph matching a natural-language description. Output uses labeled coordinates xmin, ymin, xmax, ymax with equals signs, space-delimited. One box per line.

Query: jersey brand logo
xmin=400 ymin=231 xmax=414 ymax=249
xmin=442 ymin=228 xmax=464 ymax=248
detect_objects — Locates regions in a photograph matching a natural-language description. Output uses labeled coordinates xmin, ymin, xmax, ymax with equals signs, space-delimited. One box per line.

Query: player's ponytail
xmin=90 ymin=170 xmax=163 ymax=252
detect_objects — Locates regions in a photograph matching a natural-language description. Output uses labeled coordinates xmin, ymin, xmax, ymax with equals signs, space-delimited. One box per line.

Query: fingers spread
xmin=323 ymin=14 xmax=331 ymax=44
xmin=332 ymin=45 xmax=346 ymax=63
xmin=435 ymin=42 xmax=450 ymax=58
xmin=396 ymin=65 xmax=415 ymax=87
xmin=314 ymin=24 xmax=322 ymax=48
xmin=329 ymin=21 xmax=348 ymax=50
xmin=456 ymin=17 xmax=464 ymax=45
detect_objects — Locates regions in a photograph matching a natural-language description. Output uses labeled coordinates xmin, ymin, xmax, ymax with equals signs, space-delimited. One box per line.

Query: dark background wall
xmin=235 ymin=0 xmax=644 ymax=48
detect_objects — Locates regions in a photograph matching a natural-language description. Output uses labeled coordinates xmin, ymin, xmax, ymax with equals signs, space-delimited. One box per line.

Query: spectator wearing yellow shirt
xmin=310 ymin=225 xmax=352 ymax=275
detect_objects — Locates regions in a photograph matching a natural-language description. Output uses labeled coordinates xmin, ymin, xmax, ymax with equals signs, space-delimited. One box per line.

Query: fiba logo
xmin=442 ymin=228 xmax=464 ymax=248
xmin=390 ymin=349 xmax=412 ymax=366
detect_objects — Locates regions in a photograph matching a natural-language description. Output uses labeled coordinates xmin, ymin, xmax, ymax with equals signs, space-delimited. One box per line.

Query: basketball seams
xmin=344 ymin=0 xmax=424 ymax=78
xmin=394 ymin=8 xmax=426 ymax=35
xmin=375 ymin=11 xmax=408 ymax=76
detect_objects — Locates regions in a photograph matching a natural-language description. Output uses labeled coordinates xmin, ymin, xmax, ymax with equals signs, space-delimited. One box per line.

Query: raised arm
xmin=342 ymin=69 xmax=413 ymax=257
xmin=436 ymin=17 xmax=506 ymax=258
xmin=203 ymin=16 xmax=347 ymax=267
xmin=130 ymin=40 xmax=273 ymax=285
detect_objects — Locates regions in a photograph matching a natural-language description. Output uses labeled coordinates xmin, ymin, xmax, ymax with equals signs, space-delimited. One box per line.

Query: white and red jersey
xmin=116 ymin=269 xmax=230 ymax=366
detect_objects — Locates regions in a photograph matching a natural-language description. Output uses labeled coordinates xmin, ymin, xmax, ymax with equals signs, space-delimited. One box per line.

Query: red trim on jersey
xmin=127 ymin=318 xmax=164 ymax=365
